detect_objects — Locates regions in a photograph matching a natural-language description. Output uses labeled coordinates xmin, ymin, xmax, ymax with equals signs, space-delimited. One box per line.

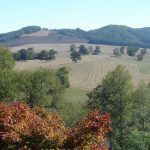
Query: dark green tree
xmin=137 ymin=54 xmax=143 ymax=61
xmin=88 ymin=46 xmax=93 ymax=54
xmin=87 ymin=65 xmax=133 ymax=150
xmin=132 ymin=82 xmax=150 ymax=133
xmin=120 ymin=46 xmax=125 ymax=54
xmin=141 ymin=48 xmax=147 ymax=56
xmin=0 ymin=47 xmax=18 ymax=102
xmin=38 ymin=49 xmax=49 ymax=60
xmin=113 ymin=48 xmax=121 ymax=57
xmin=13 ymin=52 xmax=20 ymax=61
xmin=127 ymin=46 xmax=139 ymax=56
xmin=15 ymin=68 xmax=62 ymax=107
xmin=126 ymin=82 xmax=150 ymax=149
xmin=13 ymin=47 xmax=35 ymax=61
xmin=27 ymin=47 xmax=35 ymax=60
xmin=0 ymin=47 xmax=15 ymax=70
xmin=56 ymin=67 xmax=70 ymax=89
xmin=19 ymin=49 xmax=29 ymax=60
xmin=92 ymin=46 xmax=101 ymax=55
xmin=79 ymin=45 xmax=89 ymax=55
xmin=48 ymin=49 xmax=57 ymax=61
xmin=37 ymin=49 xmax=57 ymax=61
xmin=136 ymin=48 xmax=147 ymax=61
xmin=69 ymin=44 xmax=76 ymax=52
xmin=125 ymin=130 xmax=150 ymax=150
xmin=70 ymin=51 xmax=81 ymax=63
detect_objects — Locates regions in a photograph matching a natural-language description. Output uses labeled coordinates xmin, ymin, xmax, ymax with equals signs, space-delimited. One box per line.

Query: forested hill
xmin=1 ymin=25 xmax=150 ymax=47
xmin=88 ymin=25 xmax=150 ymax=47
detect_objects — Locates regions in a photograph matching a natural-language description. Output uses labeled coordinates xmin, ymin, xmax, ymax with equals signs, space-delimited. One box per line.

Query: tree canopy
xmin=87 ymin=65 xmax=133 ymax=149
xmin=79 ymin=45 xmax=89 ymax=55
xmin=70 ymin=51 xmax=81 ymax=63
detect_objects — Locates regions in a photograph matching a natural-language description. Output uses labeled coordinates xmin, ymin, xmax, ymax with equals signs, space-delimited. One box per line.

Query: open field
xmin=10 ymin=43 xmax=150 ymax=126
xmin=12 ymin=43 xmax=150 ymax=90
xmin=63 ymin=87 xmax=88 ymax=104
xmin=56 ymin=87 xmax=88 ymax=127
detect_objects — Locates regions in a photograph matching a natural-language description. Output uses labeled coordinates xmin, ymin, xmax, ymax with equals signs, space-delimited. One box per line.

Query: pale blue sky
xmin=0 ymin=0 xmax=150 ymax=33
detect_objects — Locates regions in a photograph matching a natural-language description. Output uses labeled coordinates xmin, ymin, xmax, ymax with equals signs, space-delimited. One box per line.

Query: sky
xmin=0 ymin=0 xmax=150 ymax=33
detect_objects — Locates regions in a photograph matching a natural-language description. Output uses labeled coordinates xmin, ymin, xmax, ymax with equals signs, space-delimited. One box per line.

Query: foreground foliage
xmin=0 ymin=102 xmax=111 ymax=150
xmin=62 ymin=110 xmax=112 ymax=150
xmin=0 ymin=102 xmax=65 ymax=149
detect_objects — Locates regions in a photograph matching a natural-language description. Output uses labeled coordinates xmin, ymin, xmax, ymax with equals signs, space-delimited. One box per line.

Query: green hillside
xmin=88 ymin=25 xmax=150 ymax=47
xmin=1 ymin=25 xmax=150 ymax=47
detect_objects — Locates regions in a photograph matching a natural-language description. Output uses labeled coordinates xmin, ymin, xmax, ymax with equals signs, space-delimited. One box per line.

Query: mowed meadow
xmin=11 ymin=43 xmax=150 ymax=90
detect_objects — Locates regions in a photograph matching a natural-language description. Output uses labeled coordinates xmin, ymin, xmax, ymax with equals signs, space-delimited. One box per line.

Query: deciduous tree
xmin=70 ymin=51 xmax=81 ymax=63
xmin=87 ymin=65 xmax=133 ymax=149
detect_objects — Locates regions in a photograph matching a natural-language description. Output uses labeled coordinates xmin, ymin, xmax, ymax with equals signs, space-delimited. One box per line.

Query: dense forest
xmin=1 ymin=25 xmax=150 ymax=47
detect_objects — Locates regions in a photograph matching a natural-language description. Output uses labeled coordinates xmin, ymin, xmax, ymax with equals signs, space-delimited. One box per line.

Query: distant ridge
xmin=1 ymin=25 xmax=150 ymax=47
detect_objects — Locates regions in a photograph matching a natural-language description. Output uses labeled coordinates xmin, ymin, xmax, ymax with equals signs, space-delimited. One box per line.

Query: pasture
xmin=12 ymin=43 xmax=150 ymax=90
xmin=10 ymin=43 xmax=150 ymax=126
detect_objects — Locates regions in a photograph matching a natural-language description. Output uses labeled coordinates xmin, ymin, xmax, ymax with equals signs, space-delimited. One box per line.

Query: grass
xmin=12 ymin=43 xmax=150 ymax=126
xmin=63 ymin=87 xmax=88 ymax=104
xmin=14 ymin=44 xmax=150 ymax=89
xmin=56 ymin=87 xmax=88 ymax=127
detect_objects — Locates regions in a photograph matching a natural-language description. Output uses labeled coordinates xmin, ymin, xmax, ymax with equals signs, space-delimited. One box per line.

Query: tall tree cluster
xmin=0 ymin=47 xmax=68 ymax=107
xmin=69 ymin=44 xmax=101 ymax=63
xmin=13 ymin=48 xmax=57 ymax=61
xmin=87 ymin=65 xmax=150 ymax=150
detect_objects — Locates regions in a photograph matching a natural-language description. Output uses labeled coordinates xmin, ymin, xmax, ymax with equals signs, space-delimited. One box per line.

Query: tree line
xmin=86 ymin=65 xmax=150 ymax=149
xmin=0 ymin=47 xmax=68 ymax=107
xmin=13 ymin=47 xmax=57 ymax=61
xmin=70 ymin=44 xmax=101 ymax=62
xmin=113 ymin=46 xmax=147 ymax=61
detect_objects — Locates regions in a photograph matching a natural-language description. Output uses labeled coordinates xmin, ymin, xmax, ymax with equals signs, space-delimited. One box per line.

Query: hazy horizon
xmin=0 ymin=0 xmax=150 ymax=33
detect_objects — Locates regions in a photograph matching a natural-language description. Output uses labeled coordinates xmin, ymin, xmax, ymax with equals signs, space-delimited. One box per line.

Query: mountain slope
xmin=88 ymin=25 xmax=150 ymax=47
xmin=0 ymin=26 xmax=41 ymax=42
xmin=1 ymin=25 xmax=150 ymax=47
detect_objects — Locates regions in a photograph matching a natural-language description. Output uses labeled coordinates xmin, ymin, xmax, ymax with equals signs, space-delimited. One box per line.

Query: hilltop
xmin=1 ymin=25 xmax=150 ymax=47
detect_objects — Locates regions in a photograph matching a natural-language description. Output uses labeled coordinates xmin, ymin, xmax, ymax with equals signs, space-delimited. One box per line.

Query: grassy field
xmin=13 ymin=43 xmax=150 ymax=90
xmin=63 ymin=87 xmax=88 ymax=104
xmin=11 ymin=43 xmax=150 ymax=126
xmin=55 ymin=87 xmax=88 ymax=127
